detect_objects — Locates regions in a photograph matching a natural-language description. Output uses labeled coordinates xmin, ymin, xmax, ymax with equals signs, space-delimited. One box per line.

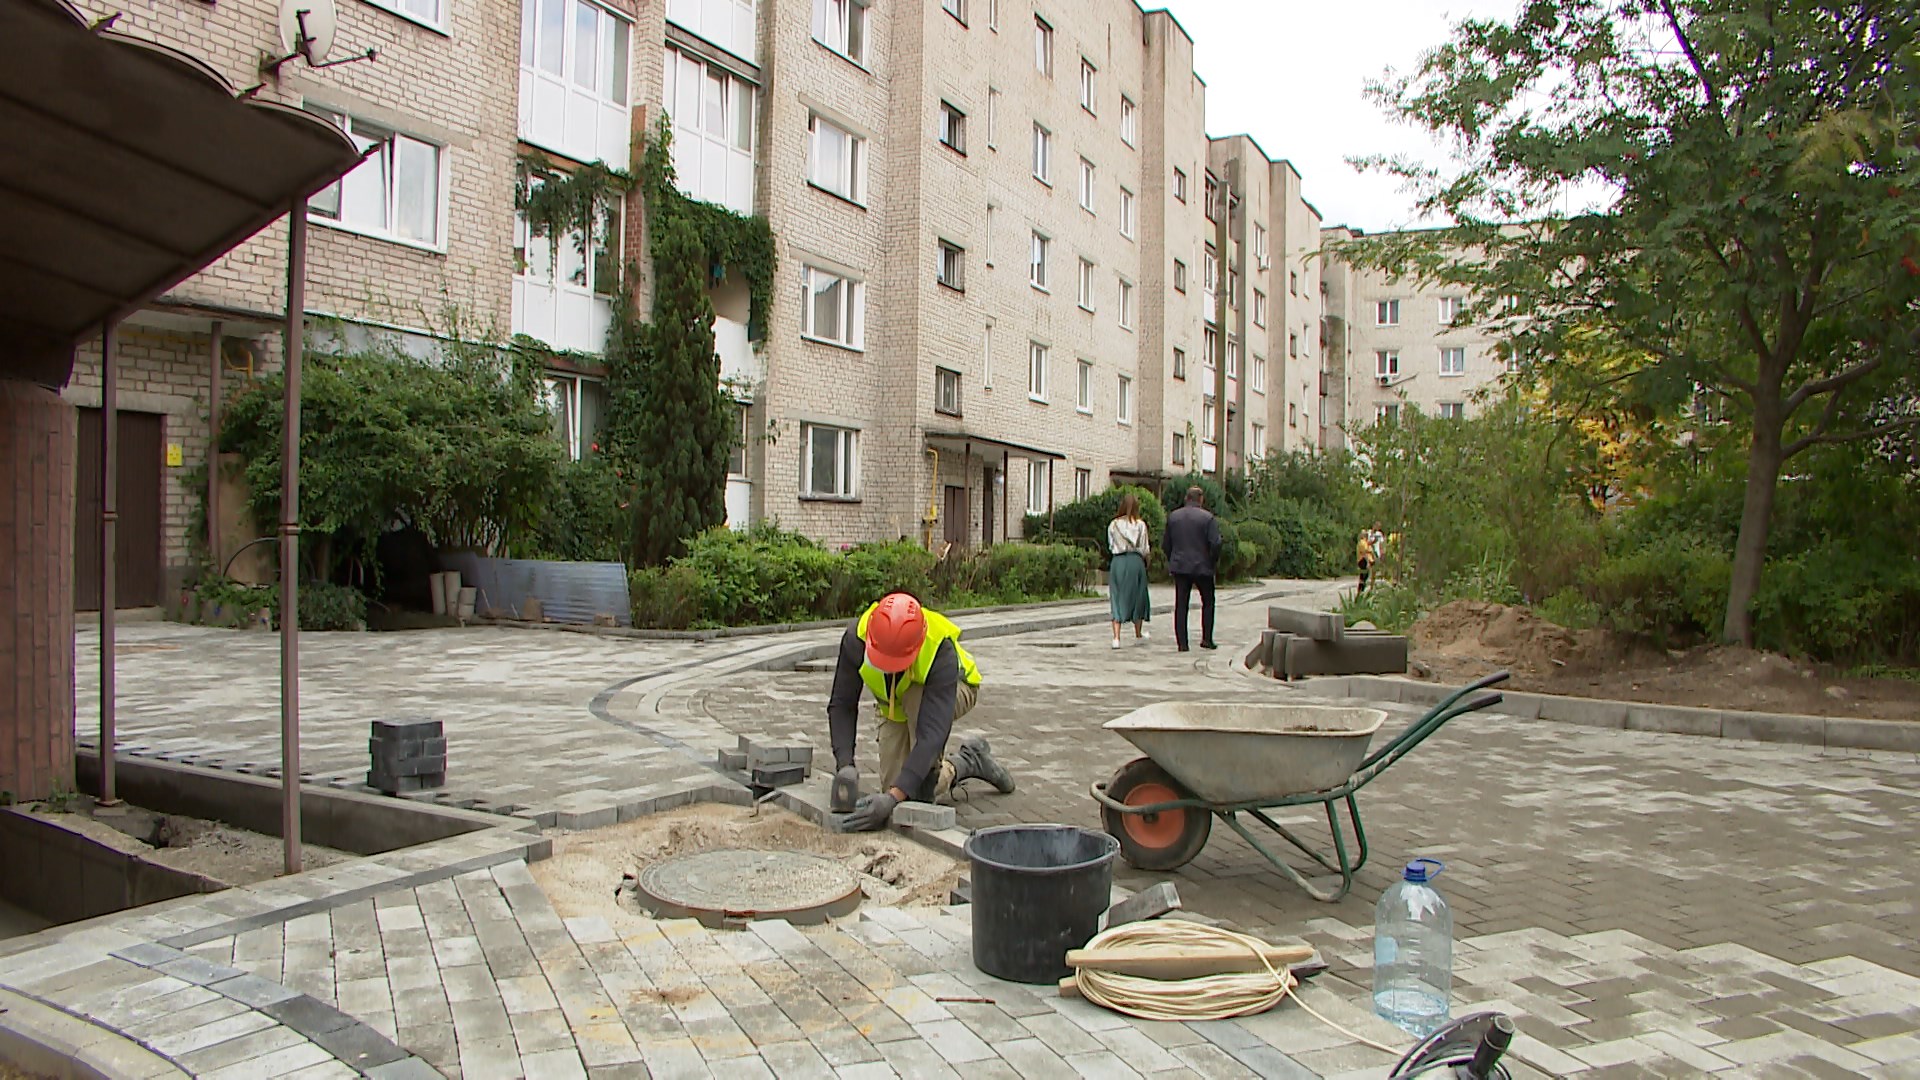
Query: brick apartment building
xmin=62 ymin=0 xmax=1507 ymax=608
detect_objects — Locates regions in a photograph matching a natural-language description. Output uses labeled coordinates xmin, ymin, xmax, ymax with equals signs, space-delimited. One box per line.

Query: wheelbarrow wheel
xmin=1103 ymin=757 xmax=1211 ymax=871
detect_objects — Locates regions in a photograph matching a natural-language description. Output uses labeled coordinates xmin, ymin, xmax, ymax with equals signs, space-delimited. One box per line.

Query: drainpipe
xmin=281 ymin=202 xmax=306 ymax=876
xmin=99 ymin=321 xmax=118 ymax=806
xmin=1211 ymin=171 xmax=1230 ymax=481
xmin=208 ymin=321 xmax=222 ymax=577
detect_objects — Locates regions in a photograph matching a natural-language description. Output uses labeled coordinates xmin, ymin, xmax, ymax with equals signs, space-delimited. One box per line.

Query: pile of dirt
xmin=534 ymin=803 xmax=963 ymax=926
xmin=1408 ymin=601 xmax=1920 ymax=721
xmin=23 ymin=798 xmax=349 ymax=885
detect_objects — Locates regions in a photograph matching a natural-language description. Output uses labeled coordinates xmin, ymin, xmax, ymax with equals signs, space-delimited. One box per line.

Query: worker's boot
xmin=949 ymin=736 xmax=1015 ymax=795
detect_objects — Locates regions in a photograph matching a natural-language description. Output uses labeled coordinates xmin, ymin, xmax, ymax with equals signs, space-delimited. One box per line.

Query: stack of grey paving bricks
xmin=367 ymin=719 xmax=446 ymax=795
xmin=1247 ymin=606 xmax=1410 ymax=680
xmin=720 ymin=736 xmax=813 ymax=792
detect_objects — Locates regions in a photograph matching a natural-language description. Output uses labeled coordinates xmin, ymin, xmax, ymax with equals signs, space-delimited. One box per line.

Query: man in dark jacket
xmin=1163 ymin=486 xmax=1223 ymax=651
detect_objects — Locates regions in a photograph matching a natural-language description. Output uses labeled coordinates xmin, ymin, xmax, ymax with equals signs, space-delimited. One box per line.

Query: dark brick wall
xmin=1 ymin=379 xmax=78 ymax=801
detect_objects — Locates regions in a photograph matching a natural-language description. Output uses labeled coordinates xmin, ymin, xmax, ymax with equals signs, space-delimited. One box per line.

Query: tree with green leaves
xmin=1339 ymin=0 xmax=1920 ymax=646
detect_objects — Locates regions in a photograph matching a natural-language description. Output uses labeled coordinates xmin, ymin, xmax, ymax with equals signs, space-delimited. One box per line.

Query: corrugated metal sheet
xmin=441 ymin=554 xmax=631 ymax=627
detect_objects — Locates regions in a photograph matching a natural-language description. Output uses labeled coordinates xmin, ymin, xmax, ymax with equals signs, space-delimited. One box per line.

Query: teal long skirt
xmin=1108 ymin=551 xmax=1151 ymax=623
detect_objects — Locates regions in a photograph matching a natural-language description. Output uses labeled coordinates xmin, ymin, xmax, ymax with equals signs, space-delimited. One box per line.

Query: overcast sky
xmin=1169 ymin=0 xmax=1520 ymax=233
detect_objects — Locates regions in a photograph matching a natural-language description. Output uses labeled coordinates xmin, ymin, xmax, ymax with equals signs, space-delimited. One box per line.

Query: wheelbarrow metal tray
xmin=1103 ymin=703 xmax=1388 ymax=804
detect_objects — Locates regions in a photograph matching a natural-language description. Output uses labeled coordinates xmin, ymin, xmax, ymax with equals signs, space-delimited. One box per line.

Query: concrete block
xmin=1539 ymin=695 xmax=1629 ymax=730
xmin=1268 ymin=607 xmax=1344 ymax=641
xmin=1098 ymin=882 xmax=1181 ymax=932
xmin=369 ymin=737 xmax=447 ymax=758
xmin=893 ymin=802 xmax=956 ymax=830
xmin=751 ymin=763 xmax=807 ymax=788
xmin=787 ymin=746 xmax=815 ymax=769
xmin=1722 ymin=710 xmax=1824 ymax=747
xmin=949 ymin=879 xmax=971 ymax=905
xmin=372 ymin=719 xmax=441 ymax=740
xmin=373 ymin=755 xmax=448 ymax=778
xmin=716 ymin=748 xmax=747 ymax=771
xmin=367 ymin=770 xmax=446 ymax=794
xmin=1824 ymin=717 xmax=1920 ymax=753
xmin=1625 ymin=704 xmax=1722 ymax=738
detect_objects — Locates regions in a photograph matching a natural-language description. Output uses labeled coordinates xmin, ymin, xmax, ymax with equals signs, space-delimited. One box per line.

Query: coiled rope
xmin=1073 ymin=920 xmax=1402 ymax=1053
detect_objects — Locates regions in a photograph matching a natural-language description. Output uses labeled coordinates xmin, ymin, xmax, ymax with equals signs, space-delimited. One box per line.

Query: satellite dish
xmin=278 ymin=0 xmax=338 ymax=65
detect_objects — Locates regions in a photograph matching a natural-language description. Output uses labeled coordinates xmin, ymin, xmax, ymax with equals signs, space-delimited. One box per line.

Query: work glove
xmin=830 ymin=765 xmax=861 ymax=813
xmin=843 ymin=791 xmax=899 ymax=832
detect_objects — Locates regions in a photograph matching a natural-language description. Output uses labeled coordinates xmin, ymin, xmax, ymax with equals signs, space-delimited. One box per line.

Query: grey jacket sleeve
xmin=827 ymin=623 xmax=866 ymax=771
xmin=1207 ymin=514 xmax=1222 ymax=566
xmin=896 ymin=640 xmax=960 ymax=798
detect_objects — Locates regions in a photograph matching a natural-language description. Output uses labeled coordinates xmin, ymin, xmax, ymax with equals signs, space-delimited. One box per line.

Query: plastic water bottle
xmin=1373 ymin=858 xmax=1452 ymax=1037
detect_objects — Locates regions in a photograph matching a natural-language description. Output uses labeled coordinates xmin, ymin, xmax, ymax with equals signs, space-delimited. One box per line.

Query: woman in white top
xmin=1106 ymin=492 xmax=1153 ymax=648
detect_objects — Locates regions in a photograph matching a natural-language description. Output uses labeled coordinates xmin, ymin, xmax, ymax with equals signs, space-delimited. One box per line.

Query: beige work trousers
xmin=876 ymin=680 xmax=979 ymax=804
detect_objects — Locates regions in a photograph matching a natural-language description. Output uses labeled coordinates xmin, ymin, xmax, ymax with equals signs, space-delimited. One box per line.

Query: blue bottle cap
xmin=1403 ymin=858 xmax=1444 ymax=883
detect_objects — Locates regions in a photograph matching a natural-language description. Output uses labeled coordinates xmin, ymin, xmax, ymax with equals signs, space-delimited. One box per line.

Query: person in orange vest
xmin=828 ymin=591 xmax=1015 ymax=831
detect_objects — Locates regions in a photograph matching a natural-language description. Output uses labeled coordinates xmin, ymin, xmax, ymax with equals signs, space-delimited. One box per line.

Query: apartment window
xmin=1253 ymin=223 xmax=1268 ymax=268
xmin=1028 ymin=341 xmax=1049 ymax=400
xmin=937 ymin=239 xmax=965 ymax=291
xmin=939 ymin=101 xmax=967 ymax=154
xmin=1120 ymin=96 xmax=1137 ymax=146
xmin=1252 ymin=353 xmax=1266 ymax=393
xmin=371 ymin=0 xmax=442 ymax=28
xmin=1202 ymin=397 xmax=1217 ymax=441
xmin=1034 ymin=16 xmax=1053 ymax=76
xmin=1080 ymin=59 xmax=1097 ymax=113
xmin=936 ymin=367 xmax=963 ymax=416
xmin=1289 ymin=401 xmax=1298 ymax=428
xmin=1438 ymin=295 xmax=1466 ymax=323
xmin=1076 ymin=360 xmax=1093 ymax=413
xmin=1173 ymin=259 xmax=1187 ymax=292
xmin=1228 ymin=268 xmax=1240 ymax=307
xmin=543 ymin=372 xmax=607 ymax=461
xmin=1376 ymin=403 xmax=1401 ymax=425
xmin=665 ymin=49 xmax=755 ymax=213
xmin=801 ymin=265 xmax=865 ymax=349
xmin=1172 ymin=347 xmax=1186 ymax=380
xmin=1253 ymin=289 xmax=1266 ymax=327
xmin=813 ymin=0 xmax=869 ymax=65
xmin=1290 ymin=270 xmax=1299 ymax=295
xmin=519 ymin=0 xmax=631 ymax=166
xmin=1118 ymin=187 xmax=1135 ymax=238
xmin=1203 ymin=326 xmax=1219 ymax=371
xmin=1073 ymin=467 xmax=1092 ymax=502
xmin=1117 ymin=376 xmax=1133 ymax=423
xmin=806 ymin=112 xmax=865 ymax=203
xmin=1226 ymin=335 xmax=1240 ymax=380
xmin=1031 ymin=123 xmax=1052 ymax=183
xmin=1440 ymin=346 xmax=1466 ymax=376
xmin=984 ymin=204 xmax=996 ymax=265
xmin=802 ymin=424 xmax=859 ymax=498
xmin=987 ymin=88 xmax=999 ymax=148
xmin=1375 ymin=299 xmax=1401 ymax=326
xmin=1249 ymin=423 xmax=1266 ymax=459
xmin=512 ymin=178 xmax=621 ymax=352
xmin=988 ymin=0 xmax=998 ymax=30
xmin=1117 ymin=279 xmax=1134 ymax=330
xmin=1027 ymin=460 xmax=1050 ymax=514
xmin=1079 ymin=158 xmax=1096 ymax=212
xmin=1173 ymin=168 xmax=1188 ymax=202
xmin=1204 ymin=175 xmax=1220 ymax=222
xmin=942 ymin=0 xmax=965 ymax=23
xmin=1376 ymin=349 xmax=1400 ymax=379
xmin=1030 ymin=231 xmax=1050 ymax=289
xmin=1077 ymin=258 xmax=1096 ymax=310
xmin=983 ymin=321 xmax=994 ymax=388
xmin=1172 ymin=433 xmax=1187 ymax=465
xmin=307 ymin=110 xmax=444 ymax=247
xmin=1288 ymin=332 xmax=1298 ymax=358
xmin=1439 ymin=402 xmax=1466 ymax=419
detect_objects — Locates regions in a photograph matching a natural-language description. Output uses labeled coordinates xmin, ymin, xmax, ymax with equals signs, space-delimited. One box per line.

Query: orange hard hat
xmin=865 ymin=593 xmax=928 ymax=673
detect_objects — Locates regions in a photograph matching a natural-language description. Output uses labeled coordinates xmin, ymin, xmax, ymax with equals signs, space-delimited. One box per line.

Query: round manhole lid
xmin=633 ymin=849 xmax=863 ymax=928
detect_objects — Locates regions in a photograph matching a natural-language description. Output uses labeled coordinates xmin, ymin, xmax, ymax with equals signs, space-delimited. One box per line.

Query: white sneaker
xmin=1110 ymin=639 xmax=1121 ymax=649
xmin=1138 ymin=629 xmax=1151 ymax=643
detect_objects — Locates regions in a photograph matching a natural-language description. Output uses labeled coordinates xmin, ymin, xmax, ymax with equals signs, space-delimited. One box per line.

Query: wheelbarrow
xmin=1090 ymin=672 xmax=1509 ymax=901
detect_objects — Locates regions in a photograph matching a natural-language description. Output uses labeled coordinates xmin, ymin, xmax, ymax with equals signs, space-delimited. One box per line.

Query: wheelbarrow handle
xmin=1458 ymin=691 xmax=1504 ymax=714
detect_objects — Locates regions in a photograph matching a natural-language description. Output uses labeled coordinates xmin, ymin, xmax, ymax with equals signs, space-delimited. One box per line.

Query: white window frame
xmin=1253 ymin=289 xmax=1266 ymax=327
xmin=1290 ymin=270 xmax=1299 ymax=295
xmin=1028 ymin=341 xmax=1050 ymax=401
xmin=1031 ymin=123 xmax=1052 ymax=183
xmin=1252 ymin=353 xmax=1266 ymax=393
xmin=1439 ymin=401 xmax=1466 ymax=419
xmin=1249 ymin=423 xmax=1266 ymax=459
xmin=1376 ymin=349 xmax=1400 ymax=378
xmin=1117 ymin=375 xmax=1133 ymax=424
xmin=1440 ymin=346 xmax=1467 ymax=376
xmin=1117 ymin=278 xmax=1134 ymax=330
xmin=1120 ymin=95 xmax=1137 ymax=146
xmin=937 ymin=239 xmax=965 ymax=291
xmin=1076 ymin=359 xmax=1093 ymax=414
xmin=801 ymin=423 xmax=860 ymax=499
xmin=1034 ymin=15 xmax=1053 ymax=76
xmin=1289 ymin=332 xmax=1298 ymax=358
xmin=813 ymin=0 xmax=870 ymax=65
xmin=1030 ymin=231 xmax=1050 ymax=290
xmin=367 ymin=0 xmax=444 ymax=31
xmin=1226 ymin=334 xmax=1240 ymax=380
xmin=1375 ymin=298 xmax=1401 ymax=326
xmin=1439 ymin=295 xmax=1465 ymax=323
xmin=1080 ymin=58 xmax=1097 ymax=113
xmin=800 ymin=264 xmax=866 ymax=349
xmin=1289 ymin=401 xmax=1298 ymax=428
xmin=543 ymin=371 xmax=606 ymax=461
xmin=1172 ymin=432 xmax=1187 ymax=465
xmin=942 ymin=0 xmax=965 ymax=23
xmin=936 ymin=367 xmax=963 ymax=416
xmin=306 ymin=108 xmax=448 ymax=250
xmin=1203 ymin=326 xmax=1219 ymax=372
xmin=663 ymin=46 xmax=755 ymax=213
xmin=987 ymin=87 xmax=999 ymax=148
xmin=988 ymin=0 xmax=998 ymax=30
xmin=1172 ymin=347 xmax=1186 ymax=380
xmin=1202 ymin=397 xmax=1217 ymax=442
xmin=1078 ymin=157 xmax=1096 ymax=212
xmin=1077 ymin=258 xmax=1096 ymax=311
xmin=1173 ymin=167 xmax=1187 ymax=202
xmin=1254 ymin=223 xmax=1268 ymax=269
xmin=1173 ymin=259 xmax=1187 ymax=292
xmin=1376 ymin=403 xmax=1400 ymax=425
xmin=984 ymin=204 xmax=996 ymax=265
xmin=983 ymin=320 xmax=995 ymax=389
xmin=1074 ymin=467 xmax=1092 ymax=502
xmin=521 ymin=0 xmax=633 ymax=167
xmin=1027 ymin=459 xmax=1050 ymax=514
xmin=806 ymin=111 xmax=866 ymax=204
xmin=1118 ymin=187 xmax=1135 ymax=239
xmin=939 ymin=100 xmax=967 ymax=154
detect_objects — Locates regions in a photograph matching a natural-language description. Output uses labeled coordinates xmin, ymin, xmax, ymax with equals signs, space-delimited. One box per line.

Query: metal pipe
xmin=208 ymin=321 xmax=223 ymax=575
xmin=99 ymin=321 xmax=118 ymax=805
xmin=281 ymin=203 xmax=306 ymax=875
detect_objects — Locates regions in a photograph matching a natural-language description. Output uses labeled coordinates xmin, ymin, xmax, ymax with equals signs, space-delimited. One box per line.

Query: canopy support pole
xmin=99 ymin=321 xmax=119 ymax=806
xmin=281 ymin=204 xmax=306 ymax=876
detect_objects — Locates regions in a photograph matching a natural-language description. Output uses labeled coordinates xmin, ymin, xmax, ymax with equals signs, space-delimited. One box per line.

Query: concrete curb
xmin=0 ymin=986 xmax=187 ymax=1080
xmin=1310 ymin=674 xmax=1920 ymax=753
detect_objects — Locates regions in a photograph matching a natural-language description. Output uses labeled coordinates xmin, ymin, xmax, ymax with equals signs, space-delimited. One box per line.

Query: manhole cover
xmin=632 ymin=849 xmax=862 ymax=928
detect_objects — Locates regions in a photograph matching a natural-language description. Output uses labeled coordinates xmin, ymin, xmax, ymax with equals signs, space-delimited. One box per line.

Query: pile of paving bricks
xmin=366 ymin=718 xmax=446 ymax=795
xmin=1246 ymin=605 xmax=1410 ymax=681
xmin=718 ymin=736 xmax=813 ymax=795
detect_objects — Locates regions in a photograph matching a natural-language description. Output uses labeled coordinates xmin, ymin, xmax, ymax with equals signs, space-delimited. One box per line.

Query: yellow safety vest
xmin=855 ymin=604 xmax=982 ymax=722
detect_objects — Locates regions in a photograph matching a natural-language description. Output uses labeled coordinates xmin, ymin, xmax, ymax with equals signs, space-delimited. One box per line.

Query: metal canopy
xmin=925 ymin=429 xmax=1067 ymax=461
xmin=0 ymin=0 xmax=362 ymax=387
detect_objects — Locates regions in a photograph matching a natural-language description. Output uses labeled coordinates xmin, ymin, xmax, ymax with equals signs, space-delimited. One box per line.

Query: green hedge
xmin=1022 ymin=484 xmax=1166 ymax=565
xmin=629 ymin=526 xmax=1096 ymax=629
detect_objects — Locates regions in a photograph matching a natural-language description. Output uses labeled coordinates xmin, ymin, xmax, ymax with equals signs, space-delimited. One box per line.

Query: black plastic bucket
xmin=965 ymin=824 xmax=1121 ymax=984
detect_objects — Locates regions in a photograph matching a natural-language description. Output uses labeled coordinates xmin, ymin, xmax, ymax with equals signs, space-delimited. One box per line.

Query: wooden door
xmin=982 ymin=467 xmax=996 ymax=546
xmin=943 ymin=486 xmax=967 ymax=548
xmin=74 ymin=408 xmax=164 ymax=610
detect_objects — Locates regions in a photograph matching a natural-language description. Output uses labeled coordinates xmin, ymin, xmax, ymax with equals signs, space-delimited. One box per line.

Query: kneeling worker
xmin=828 ymin=592 xmax=1015 ymax=831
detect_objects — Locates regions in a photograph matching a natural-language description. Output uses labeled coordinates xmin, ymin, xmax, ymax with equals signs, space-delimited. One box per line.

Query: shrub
xmin=1442 ymin=554 xmax=1523 ymax=606
xmin=1535 ymin=587 xmax=1601 ymax=630
xmin=193 ymin=577 xmax=274 ymax=627
xmin=299 ymin=582 xmax=367 ymax=631
xmin=681 ymin=525 xmax=838 ymax=625
xmin=1213 ymin=518 xmax=1259 ymax=581
xmin=1156 ymin=473 xmax=1231 ymax=518
xmin=1339 ymin=580 xmax=1425 ymax=635
xmin=528 ymin=455 xmax=630 ymax=563
xmin=1752 ymin=540 xmax=1920 ymax=664
xmin=1238 ymin=497 xmax=1351 ymax=578
xmin=629 ymin=564 xmax=702 ymax=629
xmin=1022 ymin=485 xmax=1166 ymax=564
xmin=1232 ymin=520 xmax=1282 ymax=577
xmin=1582 ymin=533 xmax=1731 ymax=646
